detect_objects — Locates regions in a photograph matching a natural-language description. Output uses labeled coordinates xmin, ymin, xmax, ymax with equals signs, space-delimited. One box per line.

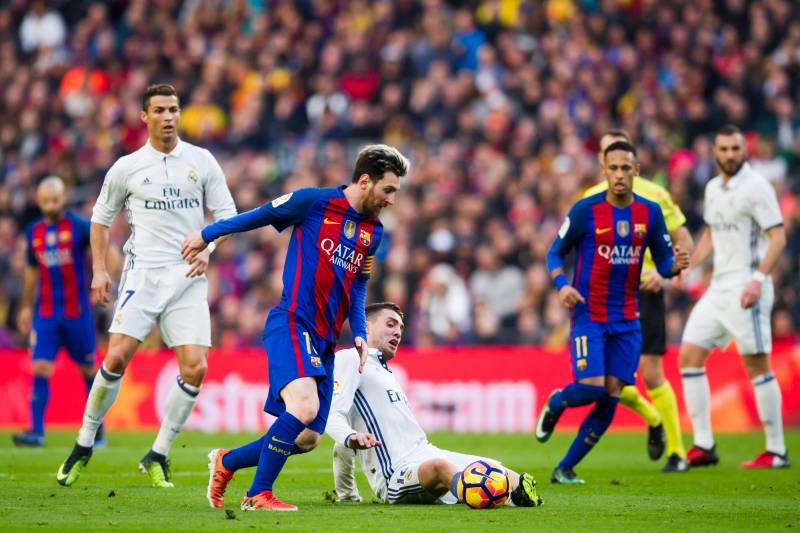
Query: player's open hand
xmin=17 ymin=306 xmax=32 ymax=335
xmin=640 ymin=269 xmax=663 ymax=292
xmin=354 ymin=336 xmax=368 ymax=373
xmin=91 ymin=270 xmax=112 ymax=307
xmin=558 ymin=285 xmax=585 ymax=309
xmin=185 ymin=249 xmax=210 ymax=278
xmin=672 ymin=245 xmax=690 ymax=273
xmin=740 ymin=279 xmax=762 ymax=309
xmin=181 ymin=230 xmax=207 ymax=261
xmin=346 ymin=432 xmax=382 ymax=450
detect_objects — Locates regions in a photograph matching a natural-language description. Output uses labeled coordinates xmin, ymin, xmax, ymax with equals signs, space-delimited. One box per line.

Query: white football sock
xmin=681 ymin=367 xmax=714 ymax=449
xmin=77 ymin=364 xmax=122 ymax=447
xmin=151 ymin=376 xmax=200 ymax=456
xmin=752 ymin=373 xmax=786 ymax=456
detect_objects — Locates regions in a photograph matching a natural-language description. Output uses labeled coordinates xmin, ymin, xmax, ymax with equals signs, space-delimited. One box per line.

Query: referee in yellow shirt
xmin=582 ymin=130 xmax=694 ymax=472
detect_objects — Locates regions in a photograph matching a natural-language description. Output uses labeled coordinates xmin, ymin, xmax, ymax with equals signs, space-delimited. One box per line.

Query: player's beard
xmin=715 ymin=156 xmax=744 ymax=177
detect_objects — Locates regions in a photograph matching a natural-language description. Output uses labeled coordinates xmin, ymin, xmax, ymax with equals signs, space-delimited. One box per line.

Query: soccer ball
xmin=457 ymin=460 xmax=509 ymax=509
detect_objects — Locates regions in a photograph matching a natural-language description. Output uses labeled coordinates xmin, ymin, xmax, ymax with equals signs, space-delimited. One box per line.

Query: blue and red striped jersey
xmin=546 ymin=192 xmax=676 ymax=323
xmin=26 ymin=212 xmax=92 ymax=319
xmin=202 ymin=187 xmax=383 ymax=343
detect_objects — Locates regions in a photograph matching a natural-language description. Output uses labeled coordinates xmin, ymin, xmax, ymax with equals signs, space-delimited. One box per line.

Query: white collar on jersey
xmin=368 ymin=347 xmax=392 ymax=371
xmin=144 ymin=138 xmax=184 ymax=159
xmin=721 ymin=162 xmax=752 ymax=190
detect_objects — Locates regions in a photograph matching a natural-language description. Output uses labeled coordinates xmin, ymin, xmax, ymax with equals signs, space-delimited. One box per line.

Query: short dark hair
xmin=365 ymin=302 xmax=404 ymax=321
xmin=716 ymin=124 xmax=742 ymax=138
xmin=603 ymin=140 xmax=637 ymax=159
xmin=352 ymin=144 xmax=409 ymax=183
xmin=142 ymin=83 xmax=179 ymax=111
xmin=601 ymin=128 xmax=632 ymax=144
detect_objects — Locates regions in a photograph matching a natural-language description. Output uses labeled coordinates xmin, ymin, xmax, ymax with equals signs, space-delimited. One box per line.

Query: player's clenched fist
xmin=91 ymin=270 xmax=112 ymax=306
xmin=181 ymin=230 xmax=207 ymax=261
xmin=346 ymin=432 xmax=382 ymax=450
xmin=557 ymin=285 xmax=585 ymax=309
xmin=671 ymin=244 xmax=690 ymax=274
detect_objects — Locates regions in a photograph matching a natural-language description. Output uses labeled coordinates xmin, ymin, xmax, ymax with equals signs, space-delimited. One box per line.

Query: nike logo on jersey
xmin=595 ymin=227 xmax=612 ymax=235
xmin=323 ymin=218 xmax=341 ymax=225
xmin=271 ymin=436 xmax=293 ymax=446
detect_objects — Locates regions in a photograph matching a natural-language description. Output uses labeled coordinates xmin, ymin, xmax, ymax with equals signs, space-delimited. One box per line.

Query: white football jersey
xmin=327 ymin=347 xmax=428 ymax=498
xmin=703 ymin=163 xmax=783 ymax=290
xmin=92 ymin=139 xmax=237 ymax=268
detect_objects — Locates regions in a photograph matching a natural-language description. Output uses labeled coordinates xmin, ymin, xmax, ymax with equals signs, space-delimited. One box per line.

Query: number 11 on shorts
xmin=574 ymin=335 xmax=588 ymax=357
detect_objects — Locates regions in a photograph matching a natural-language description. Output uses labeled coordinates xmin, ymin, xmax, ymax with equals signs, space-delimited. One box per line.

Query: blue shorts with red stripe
xmin=262 ymin=308 xmax=336 ymax=434
xmin=570 ymin=317 xmax=641 ymax=384
xmin=31 ymin=312 xmax=96 ymax=365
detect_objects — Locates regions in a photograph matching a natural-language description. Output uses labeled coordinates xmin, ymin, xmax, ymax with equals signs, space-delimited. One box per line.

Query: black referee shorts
xmin=639 ymin=290 xmax=667 ymax=356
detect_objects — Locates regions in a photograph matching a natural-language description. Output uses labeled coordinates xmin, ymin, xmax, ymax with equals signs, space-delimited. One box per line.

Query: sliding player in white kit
xmin=680 ymin=125 xmax=789 ymax=469
xmin=327 ymin=302 xmax=543 ymax=507
xmin=57 ymin=84 xmax=238 ymax=487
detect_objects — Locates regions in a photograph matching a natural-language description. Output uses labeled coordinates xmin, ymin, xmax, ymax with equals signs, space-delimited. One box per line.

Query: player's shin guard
xmin=681 ymin=367 xmax=714 ymax=449
xmin=558 ymin=395 xmax=619 ymax=469
xmin=550 ymin=383 xmax=605 ymax=415
xmin=247 ymin=412 xmax=306 ymax=496
xmin=77 ymin=364 xmax=122 ymax=447
xmin=152 ymin=376 xmax=200 ymax=456
xmin=31 ymin=376 xmax=50 ymax=436
xmin=752 ymin=373 xmax=786 ymax=456
xmin=619 ymin=385 xmax=661 ymax=427
xmin=648 ymin=381 xmax=685 ymax=457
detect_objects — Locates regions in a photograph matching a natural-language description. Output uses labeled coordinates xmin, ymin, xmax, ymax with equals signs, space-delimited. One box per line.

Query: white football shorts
xmin=109 ymin=263 xmax=211 ymax=347
xmin=682 ymin=283 xmax=773 ymax=355
xmin=380 ymin=443 xmax=500 ymax=504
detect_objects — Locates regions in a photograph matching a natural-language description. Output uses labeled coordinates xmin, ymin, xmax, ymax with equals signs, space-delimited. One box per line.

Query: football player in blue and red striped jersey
xmin=537 ymin=141 xmax=689 ymax=484
xmin=13 ymin=176 xmax=102 ymax=447
xmin=182 ymin=144 xmax=408 ymax=511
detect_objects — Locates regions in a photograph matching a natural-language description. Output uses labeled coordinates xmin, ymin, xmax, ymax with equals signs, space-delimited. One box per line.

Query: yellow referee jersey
xmin=582 ymin=176 xmax=686 ymax=274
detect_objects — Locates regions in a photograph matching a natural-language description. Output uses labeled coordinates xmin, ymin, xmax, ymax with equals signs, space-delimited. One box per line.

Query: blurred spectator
xmin=0 ymin=0 xmax=798 ymax=350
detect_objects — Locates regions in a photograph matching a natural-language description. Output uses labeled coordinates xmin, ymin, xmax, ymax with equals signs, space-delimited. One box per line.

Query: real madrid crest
xmin=187 ymin=168 xmax=198 ymax=183
xmin=616 ymin=220 xmax=630 ymax=238
xmin=344 ymin=220 xmax=356 ymax=239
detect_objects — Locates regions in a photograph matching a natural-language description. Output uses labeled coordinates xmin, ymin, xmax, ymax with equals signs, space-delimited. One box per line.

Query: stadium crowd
xmin=0 ymin=0 xmax=798 ymax=349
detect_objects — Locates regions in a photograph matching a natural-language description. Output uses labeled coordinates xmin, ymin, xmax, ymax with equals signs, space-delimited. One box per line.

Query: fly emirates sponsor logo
xmin=320 ymin=238 xmax=364 ymax=274
xmin=597 ymin=244 xmax=642 ymax=265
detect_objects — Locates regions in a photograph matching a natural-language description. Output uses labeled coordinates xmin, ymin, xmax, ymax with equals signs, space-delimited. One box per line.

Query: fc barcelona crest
xmin=344 ymin=220 xmax=356 ymax=239
xmin=359 ymin=228 xmax=371 ymax=247
xmin=634 ymin=223 xmax=647 ymax=238
xmin=616 ymin=220 xmax=630 ymax=237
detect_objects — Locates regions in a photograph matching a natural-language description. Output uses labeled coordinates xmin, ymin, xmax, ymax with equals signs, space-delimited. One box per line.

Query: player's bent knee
xmin=679 ymin=343 xmax=707 ymax=369
xmin=103 ymin=352 xmax=129 ymax=374
xmin=291 ymin=404 xmax=319 ymax=425
xmin=179 ymin=358 xmax=208 ymax=387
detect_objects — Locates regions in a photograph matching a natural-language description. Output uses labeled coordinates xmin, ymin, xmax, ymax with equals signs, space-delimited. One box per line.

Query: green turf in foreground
xmin=0 ymin=431 xmax=798 ymax=532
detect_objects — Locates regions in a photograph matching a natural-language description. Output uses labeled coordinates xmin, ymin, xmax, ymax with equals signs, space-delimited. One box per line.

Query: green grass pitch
xmin=1 ymin=430 xmax=798 ymax=531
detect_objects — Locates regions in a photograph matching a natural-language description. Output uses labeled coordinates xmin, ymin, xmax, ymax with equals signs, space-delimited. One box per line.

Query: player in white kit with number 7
xmin=57 ymin=84 xmax=238 ymax=488
xmin=679 ymin=124 xmax=789 ymax=469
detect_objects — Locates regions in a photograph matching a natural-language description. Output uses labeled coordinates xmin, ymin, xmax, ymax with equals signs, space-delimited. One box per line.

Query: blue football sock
xmin=559 ymin=395 xmax=619 ymax=469
xmin=222 ymin=435 xmax=266 ymax=472
xmin=222 ymin=437 xmax=311 ymax=472
xmin=31 ymin=376 xmax=50 ymax=436
xmin=549 ymin=383 xmax=605 ymax=415
xmin=247 ymin=412 xmax=306 ymax=496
